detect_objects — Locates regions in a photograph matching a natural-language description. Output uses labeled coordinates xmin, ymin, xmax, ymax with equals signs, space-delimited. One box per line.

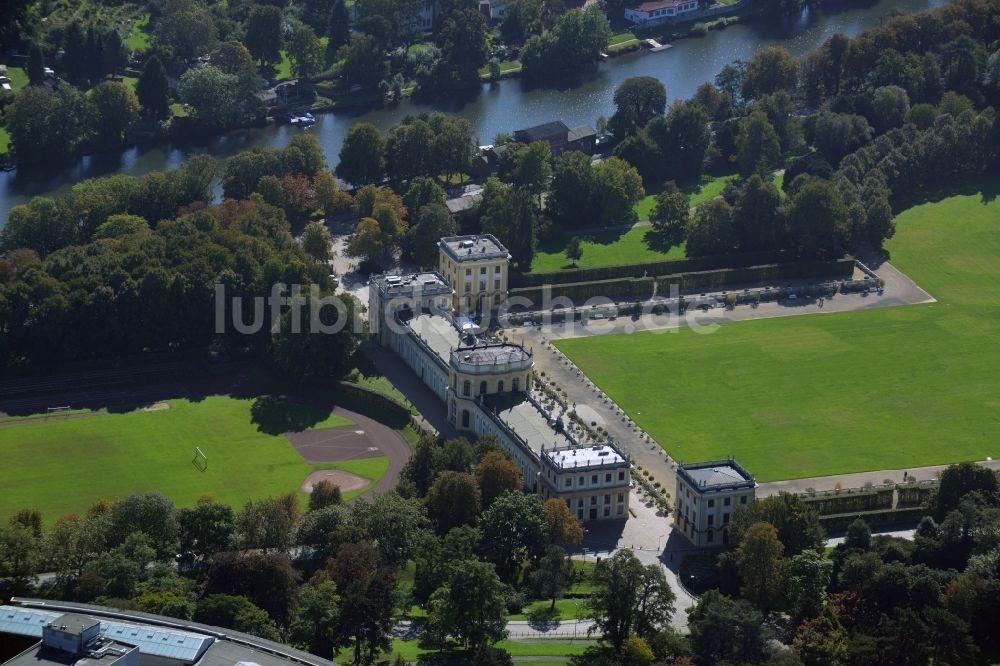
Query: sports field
xmin=0 ymin=396 xmax=387 ymax=523
xmin=556 ymin=186 xmax=1000 ymax=481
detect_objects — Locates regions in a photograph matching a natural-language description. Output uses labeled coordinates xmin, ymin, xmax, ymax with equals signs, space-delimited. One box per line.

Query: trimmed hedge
xmin=819 ymin=507 xmax=926 ymax=530
xmin=663 ymin=258 xmax=855 ymax=292
xmin=512 ymin=250 xmax=789 ymax=288
xmin=508 ymin=258 xmax=853 ymax=308
xmin=329 ymin=381 xmax=413 ymax=428
xmin=510 ymin=276 xmax=655 ymax=305
xmin=802 ymin=487 xmax=894 ymax=516
xmin=897 ymin=483 xmax=935 ymax=507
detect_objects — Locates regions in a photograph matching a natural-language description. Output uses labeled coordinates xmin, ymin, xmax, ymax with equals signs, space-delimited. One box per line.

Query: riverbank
xmin=0 ymin=0 xmax=949 ymax=224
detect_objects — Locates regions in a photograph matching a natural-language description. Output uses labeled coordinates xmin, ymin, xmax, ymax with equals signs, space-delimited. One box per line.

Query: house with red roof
xmin=624 ymin=0 xmax=700 ymax=25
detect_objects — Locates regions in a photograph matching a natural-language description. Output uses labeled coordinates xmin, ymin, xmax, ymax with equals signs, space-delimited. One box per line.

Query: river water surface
xmin=0 ymin=0 xmax=947 ymax=225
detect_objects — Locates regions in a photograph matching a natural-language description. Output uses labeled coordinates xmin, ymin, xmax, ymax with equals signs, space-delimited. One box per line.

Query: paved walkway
xmin=575 ymin=498 xmax=697 ymax=631
xmin=759 ymin=458 xmax=1000 ymax=496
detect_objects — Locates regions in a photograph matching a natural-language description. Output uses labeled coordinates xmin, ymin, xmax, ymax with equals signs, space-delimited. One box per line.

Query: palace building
xmin=369 ymin=235 xmax=630 ymax=521
xmin=674 ymin=458 xmax=757 ymax=547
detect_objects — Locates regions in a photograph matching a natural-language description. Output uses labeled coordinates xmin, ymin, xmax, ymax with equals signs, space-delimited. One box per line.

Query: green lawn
xmin=325 ymin=456 xmax=389 ymax=501
xmin=610 ymin=32 xmax=638 ymax=45
xmin=381 ymin=638 xmax=594 ymax=662
xmin=125 ymin=14 xmax=151 ymax=52
xmin=479 ymin=60 xmax=522 ymax=77
xmin=507 ymin=597 xmax=587 ymax=620
xmin=556 ymin=182 xmax=1000 ymax=482
xmin=531 ymin=225 xmax=685 ymax=272
xmin=634 ymin=173 xmax=739 ymax=221
xmin=5 ymin=66 xmax=29 ymax=91
xmin=0 ymin=128 xmax=10 ymax=155
xmin=0 ymin=396 xmax=382 ymax=523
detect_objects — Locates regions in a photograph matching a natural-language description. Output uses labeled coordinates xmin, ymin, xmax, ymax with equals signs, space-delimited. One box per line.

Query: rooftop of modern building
xmin=481 ymin=393 xmax=573 ymax=456
xmin=439 ymin=235 xmax=510 ymax=263
xmin=543 ymin=442 xmax=628 ymax=471
xmin=677 ymin=459 xmax=756 ymax=492
xmin=5 ymin=637 xmax=136 ymax=666
xmin=43 ymin=614 xmax=96 ymax=637
xmin=1 ymin=600 xmax=335 ymax=666
xmin=370 ymin=272 xmax=452 ymax=298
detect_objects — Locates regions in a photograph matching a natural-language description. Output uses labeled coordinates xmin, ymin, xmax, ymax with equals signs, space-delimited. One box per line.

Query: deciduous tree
xmin=428 ymin=559 xmax=509 ymax=651
xmin=136 ymin=55 xmax=170 ymax=118
xmin=610 ymin=76 xmax=667 ymax=139
xmin=244 ymin=5 xmax=283 ymax=64
xmin=477 ymin=451 xmax=524 ymax=508
xmin=480 ymin=491 xmax=548 ymax=579
xmin=588 ymin=550 xmax=675 ymax=650
xmin=426 ymin=471 xmax=481 ymax=534
xmin=736 ymin=522 xmax=785 ymax=612
xmin=338 ymin=123 xmax=385 ymax=187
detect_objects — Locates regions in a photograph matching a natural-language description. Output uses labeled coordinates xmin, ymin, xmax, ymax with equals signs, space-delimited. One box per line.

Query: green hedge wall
xmin=897 ymin=484 xmax=936 ymax=507
xmin=512 ymin=250 xmax=789 ymax=288
xmin=328 ymin=381 xmax=413 ymax=428
xmin=819 ymin=507 xmax=926 ymax=530
xmin=510 ymin=276 xmax=655 ymax=305
xmin=802 ymin=487 xmax=894 ymax=516
xmin=661 ymin=258 xmax=855 ymax=293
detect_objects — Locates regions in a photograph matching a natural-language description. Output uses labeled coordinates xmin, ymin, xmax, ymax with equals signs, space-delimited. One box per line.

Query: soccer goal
xmin=192 ymin=446 xmax=208 ymax=472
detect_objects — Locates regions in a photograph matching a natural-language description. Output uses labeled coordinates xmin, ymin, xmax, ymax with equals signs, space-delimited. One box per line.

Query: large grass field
xmin=0 ymin=396 xmax=391 ymax=523
xmin=556 ymin=185 xmax=1000 ymax=481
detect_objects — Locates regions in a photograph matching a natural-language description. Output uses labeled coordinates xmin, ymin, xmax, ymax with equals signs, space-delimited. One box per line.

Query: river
xmin=0 ymin=0 xmax=947 ymax=225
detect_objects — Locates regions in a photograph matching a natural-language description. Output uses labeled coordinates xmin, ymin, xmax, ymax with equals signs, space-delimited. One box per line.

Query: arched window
xmin=463 ymin=380 xmax=470 ymax=396
xmin=498 ymin=380 xmax=504 ymax=393
xmin=512 ymin=377 xmax=519 ymax=392
xmin=461 ymin=410 xmax=470 ymax=428
xmin=479 ymin=381 xmax=487 ymax=395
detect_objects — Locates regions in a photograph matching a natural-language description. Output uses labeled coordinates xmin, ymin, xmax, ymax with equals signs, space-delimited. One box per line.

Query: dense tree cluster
xmin=520 ymin=6 xmax=612 ymax=80
xmin=661 ymin=462 xmax=1000 ymax=666
xmin=0 ymin=135 xmax=363 ymax=373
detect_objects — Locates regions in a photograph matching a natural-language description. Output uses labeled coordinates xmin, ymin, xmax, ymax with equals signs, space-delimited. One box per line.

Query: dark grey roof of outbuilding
xmin=567 ymin=125 xmax=597 ymax=142
xmin=514 ymin=121 xmax=569 ymax=143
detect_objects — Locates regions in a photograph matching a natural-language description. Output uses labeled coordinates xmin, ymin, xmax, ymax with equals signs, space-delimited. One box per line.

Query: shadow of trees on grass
xmin=249 ymin=395 xmax=332 ymax=435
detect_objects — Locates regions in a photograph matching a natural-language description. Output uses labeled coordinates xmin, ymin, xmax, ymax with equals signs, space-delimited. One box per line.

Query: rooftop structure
xmin=567 ymin=125 xmax=597 ymax=144
xmin=453 ymin=341 xmax=532 ymax=368
xmin=0 ymin=600 xmax=334 ymax=666
xmin=514 ymin=121 xmax=570 ymax=144
xmin=635 ymin=0 xmax=693 ymax=9
xmin=626 ymin=0 xmax=699 ymax=23
xmin=675 ymin=459 xmax=757 ymax=547
xmin=439 ymin=235 xmax=510 ymax=263
xmin=370 ymin=272 xmax=452 ymax=300
xmin=677 ymin=459 xmax=756 ymax=493
xmin=406 ymin=312 xmax=462 ymax=363
xmin=482 ymin=393 xmax=572 ymax=456
xmin=544 ymin=443 xmax=627 ymax=470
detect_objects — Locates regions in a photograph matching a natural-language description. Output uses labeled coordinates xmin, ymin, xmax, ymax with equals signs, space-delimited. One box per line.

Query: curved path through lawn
xmin=287 ymin=407 xmax=411 ymax=501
